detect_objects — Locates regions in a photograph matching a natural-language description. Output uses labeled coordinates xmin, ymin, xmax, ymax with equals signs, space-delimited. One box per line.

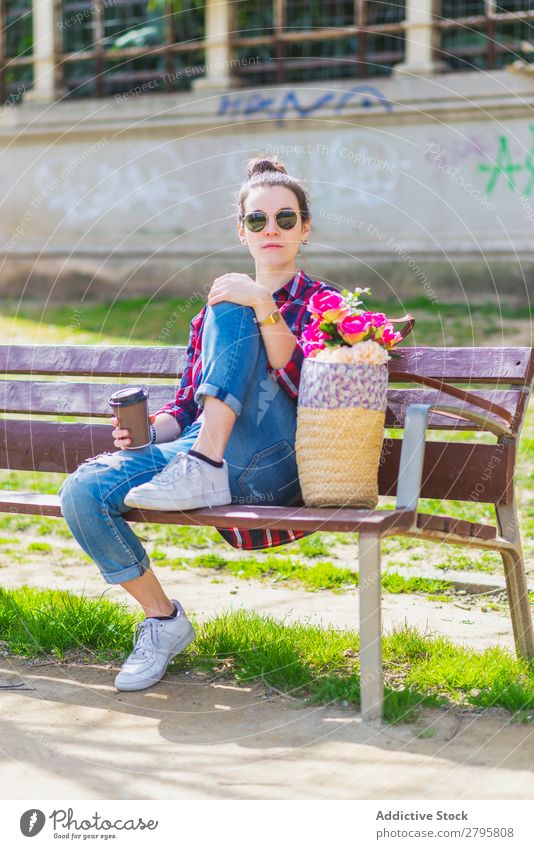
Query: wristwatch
xmin=253 ymin=307 xmax=282 ymax=327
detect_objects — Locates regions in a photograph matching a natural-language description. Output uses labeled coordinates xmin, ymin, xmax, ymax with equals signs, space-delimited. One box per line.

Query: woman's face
xmin=237 ymin=185 xmax=310 ymax=269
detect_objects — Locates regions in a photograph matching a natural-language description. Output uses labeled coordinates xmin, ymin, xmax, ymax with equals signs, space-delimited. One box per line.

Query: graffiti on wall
xmin=477 ymin=125 xmax=534 ymax=196
xmin=32 ymin=145 xmax=185 ymax=227
xmin=217 ymin=86 xmax=393 ymax=124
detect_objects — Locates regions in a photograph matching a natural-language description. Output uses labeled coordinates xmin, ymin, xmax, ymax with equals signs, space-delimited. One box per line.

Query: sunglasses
xmin=243 ymin=208 xmax=299 ymax=233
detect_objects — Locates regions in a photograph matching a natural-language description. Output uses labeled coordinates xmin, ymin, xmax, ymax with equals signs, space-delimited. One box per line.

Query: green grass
xmin=27 ymin=541 xmax=53 ymax=554
xmin=0 ymin=297 xmax=203 ymax=346
xmin=167 ymin=552 xmax=453 ymax=596
xmin=1 ymin=295 xmax=530 ymax=348
xmin=434 ymin=551 xmax=500 ymax=574
xmin=3 ymin=586 xmax=534 ymax=724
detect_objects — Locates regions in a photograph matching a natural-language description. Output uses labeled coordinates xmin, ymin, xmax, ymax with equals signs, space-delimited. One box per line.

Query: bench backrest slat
xmin=0 ymin=344 xmax=531 ymax=507
xmin=0 ymin=345 xmax=187 ymax=378
xmin=0 ymin=380 xmax=525 ymax=432
xmin=1 ymin=345 xmax=532 ymax=383
xmin=0 ymin=381 xmax=176 ymax=417
xmin=0 ymin=419 xmax=515 ymax=505
xmin=388 ymin=347 xmax=533 ymax=384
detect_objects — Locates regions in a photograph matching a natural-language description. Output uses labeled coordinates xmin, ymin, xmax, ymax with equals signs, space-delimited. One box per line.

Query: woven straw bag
xmin=295 ymin=358 xmax=389 ymax=508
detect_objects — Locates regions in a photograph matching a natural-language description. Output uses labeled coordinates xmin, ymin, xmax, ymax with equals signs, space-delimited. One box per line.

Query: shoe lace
xmin=152 ymin=452 xmax=203 ymax=487
xmin=130 ymin=618 xmax=161 ymax=659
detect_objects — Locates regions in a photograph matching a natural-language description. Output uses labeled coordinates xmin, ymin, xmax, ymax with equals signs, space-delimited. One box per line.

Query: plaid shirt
xmin=154 ymin=267 xmax=333 ymax=550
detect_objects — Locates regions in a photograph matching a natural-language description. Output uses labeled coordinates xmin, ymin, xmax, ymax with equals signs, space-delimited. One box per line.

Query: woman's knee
xmin=209 ymin=301 xmax=256 ymax=322
xmin=60 ymin=447 xmax=168 ymax=519
xmin=206 ymin=301 xmax=259 ymax=346
xmin=59 ymin=466 xmax=103 ymax=526
xmin=59 ymin=452 xmax=127 ymax=512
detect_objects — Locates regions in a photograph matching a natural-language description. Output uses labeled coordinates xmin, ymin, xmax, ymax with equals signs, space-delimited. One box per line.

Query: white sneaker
xmin=124 ymin=451 xmax=232 ymax=511
xmin=114 ymin=599 xmax=196 ymax=692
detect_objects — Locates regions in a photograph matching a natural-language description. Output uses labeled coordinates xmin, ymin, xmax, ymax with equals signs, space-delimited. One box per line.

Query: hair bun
xmin=247 ymin=155 xmax=287 ymax=179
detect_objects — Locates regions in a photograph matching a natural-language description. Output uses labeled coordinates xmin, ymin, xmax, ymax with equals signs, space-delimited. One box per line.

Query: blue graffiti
xmin=217 ymin=85 xmax=393 ymax=124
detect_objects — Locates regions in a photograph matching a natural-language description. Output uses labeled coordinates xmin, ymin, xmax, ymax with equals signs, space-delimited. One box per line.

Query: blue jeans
xmin=59 ymin=301 xmax=302 ymax=584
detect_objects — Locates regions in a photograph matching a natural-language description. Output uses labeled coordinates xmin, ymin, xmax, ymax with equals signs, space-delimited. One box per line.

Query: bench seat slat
xmin=0 ymin=490 xmax=414 ymax=532
xmin=0 ymin=492 xmax=497 ymax=539
xmin=0 ymin=420 xmax=515 ymax=504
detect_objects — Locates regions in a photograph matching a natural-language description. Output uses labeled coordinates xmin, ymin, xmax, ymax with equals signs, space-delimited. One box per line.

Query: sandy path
xmin=1 ymin=659 xmax=533 ymax=800
xmin=1 ymin=556 xmax=530 ymax=800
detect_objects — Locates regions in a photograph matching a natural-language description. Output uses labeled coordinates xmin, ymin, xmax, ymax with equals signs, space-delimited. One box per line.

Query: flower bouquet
xmin=295 ymin=287 xmax=410 ymax=508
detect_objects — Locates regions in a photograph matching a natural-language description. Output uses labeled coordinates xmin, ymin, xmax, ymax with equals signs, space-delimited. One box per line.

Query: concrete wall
xmin=1 ymin=69 xmax=533 ymax=304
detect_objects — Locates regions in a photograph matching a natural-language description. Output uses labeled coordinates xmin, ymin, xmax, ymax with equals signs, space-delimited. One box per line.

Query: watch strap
xmin=254 ymin=307 xmax=281 ymax=327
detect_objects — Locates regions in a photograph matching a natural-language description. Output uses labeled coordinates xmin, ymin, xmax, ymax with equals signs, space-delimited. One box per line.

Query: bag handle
xmin=390 ymin=314 xmax=416 ymax=342
xmin=393 ymin=370 xmax=514 ymax=426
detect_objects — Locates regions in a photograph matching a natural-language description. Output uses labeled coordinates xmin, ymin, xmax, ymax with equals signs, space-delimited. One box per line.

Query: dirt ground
xmin=1 ymin=658 xmax=534 ymax=800
xmin=2 ymin=558 xmax=534 ymax=800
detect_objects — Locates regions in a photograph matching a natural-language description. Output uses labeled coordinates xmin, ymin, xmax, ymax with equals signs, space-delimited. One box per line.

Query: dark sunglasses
xmin=243 ymin=208 xmax=299 ymax=232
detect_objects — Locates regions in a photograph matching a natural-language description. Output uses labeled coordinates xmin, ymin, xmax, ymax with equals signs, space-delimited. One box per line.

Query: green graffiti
xmin=478 ymin=125 xmax=534 ymax=196
xmin=523 ymin=126 xmax=534 ymax=196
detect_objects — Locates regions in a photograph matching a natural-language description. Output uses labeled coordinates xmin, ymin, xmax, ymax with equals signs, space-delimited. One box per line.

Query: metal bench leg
xmin=496 ymin=504 xmax=534 ymax=659
xmin=359 ymin=533 xmax=383 ymax=722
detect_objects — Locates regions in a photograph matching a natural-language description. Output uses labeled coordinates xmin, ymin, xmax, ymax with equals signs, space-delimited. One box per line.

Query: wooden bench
xmin=1 ymin=343 xmax=533 ymax=722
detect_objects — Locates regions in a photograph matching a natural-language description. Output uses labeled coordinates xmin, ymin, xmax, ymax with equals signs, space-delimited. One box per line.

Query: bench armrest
xmin=427 ymin=405 xmax=514 ymax=439
xmin=394 ymin=403 xmax=514 ymax=513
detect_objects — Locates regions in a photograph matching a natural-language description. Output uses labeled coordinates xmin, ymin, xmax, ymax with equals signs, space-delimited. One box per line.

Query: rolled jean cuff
xmin=194 ymin=382 xmax=242 ymax=417
xmin=100 ymin=552 xmax=150 ymax=585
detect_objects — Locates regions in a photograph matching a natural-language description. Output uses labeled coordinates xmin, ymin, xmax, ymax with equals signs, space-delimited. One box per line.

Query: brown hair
xmin=236 ymin=155 xmax=311 ymax=227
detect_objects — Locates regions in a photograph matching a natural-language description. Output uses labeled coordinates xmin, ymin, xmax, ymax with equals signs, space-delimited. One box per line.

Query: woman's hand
xmin=111 ymin=414 xmax=155 ymax=449
xmin=207 ymin=273 xmax=271 ymax=309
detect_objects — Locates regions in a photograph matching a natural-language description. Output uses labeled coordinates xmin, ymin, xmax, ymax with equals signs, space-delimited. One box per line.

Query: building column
xmin=193 ymin=0 xmax=234 ymax=90
xmin=25 ymin=0 xmax=57 ymax=102
xmin=393 ymin=0 xmax=444 ymax=76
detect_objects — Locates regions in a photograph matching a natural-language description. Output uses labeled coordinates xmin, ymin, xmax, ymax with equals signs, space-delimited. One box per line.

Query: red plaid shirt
xmin=154 ymin=267 xmax=333 ymax=550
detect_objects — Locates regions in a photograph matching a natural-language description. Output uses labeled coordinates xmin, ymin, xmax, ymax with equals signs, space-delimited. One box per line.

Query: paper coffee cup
xmin=109 ymin=387 xmax=150 ymax=449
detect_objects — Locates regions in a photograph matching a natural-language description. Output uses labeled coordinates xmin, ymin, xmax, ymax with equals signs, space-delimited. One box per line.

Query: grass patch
xmin=0 ymin=586 xmax=137 ymax=660
xmin=175 ymin=553 xmax=454 ymax=596
xmin=2 ymin=587 xmax=534 ymax=723
xmin=151 ymin=524 xmax=223 ymax=549
xmin=27 ymin=542 xmax=53 ymax=554
xmin=434 ymin=552 xmax=499 ymax=574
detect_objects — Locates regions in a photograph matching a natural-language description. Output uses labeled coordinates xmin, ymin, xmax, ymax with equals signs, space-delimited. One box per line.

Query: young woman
xmin=59 ymin=155 xmax=335 ymax=693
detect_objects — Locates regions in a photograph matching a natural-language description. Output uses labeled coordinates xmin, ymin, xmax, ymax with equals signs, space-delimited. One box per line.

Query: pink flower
xmin=362 ymin=311 xmax=388 ymax=328
xmin=308 ymin=289 xmax=349 ymax=322
xmin=301 ymin=319 xmax=331 ymax=357
xmin=338 ymin=314 xmax=371 ymax=345
xmin=302 ymin=339 xmax=326 ymax=357
xmin=381 ymin=326 xmax=403 ymax=348
xmin=302 ymin=319 xmax=331 ymax=344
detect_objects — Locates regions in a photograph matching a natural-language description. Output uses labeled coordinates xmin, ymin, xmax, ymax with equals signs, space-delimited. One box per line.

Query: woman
xmin=59 ymin=155 xmax=335 ymax=693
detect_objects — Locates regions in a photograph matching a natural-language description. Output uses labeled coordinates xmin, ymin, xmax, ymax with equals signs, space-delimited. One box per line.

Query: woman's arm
xmin=253 ymin=293 xmax=298 ymax=370
xmin=206 ymin=273 xmax=298 ymax=370
xmin=151 ymin=413 xmax=182 ymax=443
